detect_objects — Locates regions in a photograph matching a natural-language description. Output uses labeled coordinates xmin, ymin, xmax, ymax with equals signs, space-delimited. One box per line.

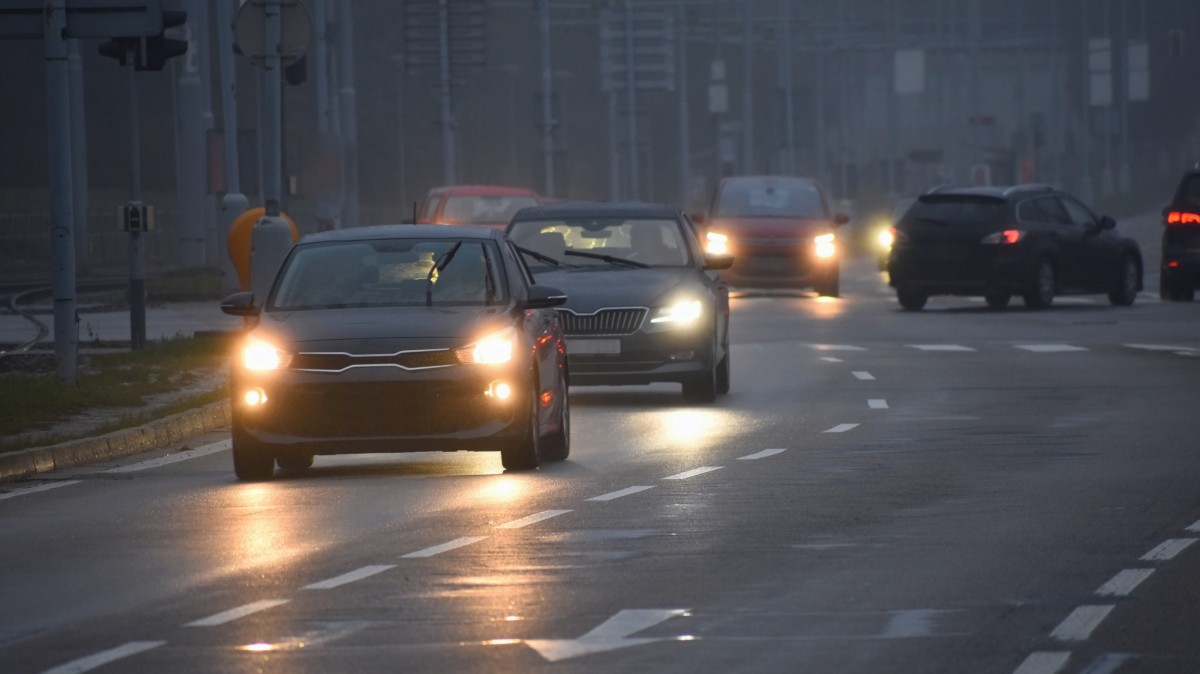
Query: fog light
xmin=487 ymin=381 xmax=513 ymax=400
xmin=243 ymin=388 xmax=268 ymax=407
xmin=669 ymin=350 xmax=696 ymax=361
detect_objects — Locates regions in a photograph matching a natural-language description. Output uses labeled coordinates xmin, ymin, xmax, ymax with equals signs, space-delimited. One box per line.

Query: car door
xmin=1027 ymin=196 xmax=1088 ymax=290
xmin=1059 ymin=196 xmax=1118 ymax=291
xmin=505 ymin=241 xmax=562 ymax=403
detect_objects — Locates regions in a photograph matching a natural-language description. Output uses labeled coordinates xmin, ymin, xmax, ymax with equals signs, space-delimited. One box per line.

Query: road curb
xmin=0 ymin=401 xmax=231 ymax=483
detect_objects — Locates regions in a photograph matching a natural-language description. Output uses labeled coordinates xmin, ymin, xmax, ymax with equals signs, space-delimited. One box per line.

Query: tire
xmin=1159 ymin=271 xmax=1176 ymax=301
xmin=815 ymin=268 xmax=840 ymax=297
xmin=715 ymin=336 xmax=731 ymax=396
xmin=682 ymin=337 xmax=719 ymax=403
xmin=1023 ymin=258 xmax=1056 ymax=308
xmin=1108 ymin=256 xmax=1139 ymax=306
xmin=896 ymin=288 xmax=928 ymax=311
xmin=501 ymin=389 xmax=541 ymax=471
xmin=232 ymin=425 xmax=275 ymax=481
xmin=984 ymin=292 xmax=1011 ymax=309
xmin=539 ymin=373 xmax=570 ymax=462
xmin=276 ymin=452 xmax=314 ymax=472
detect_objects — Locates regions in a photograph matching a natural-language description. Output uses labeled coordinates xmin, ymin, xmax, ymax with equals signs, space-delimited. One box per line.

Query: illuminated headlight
xmin=456 ymin=327 xmax=516 ymax=364
xmin=704 ymin=231 xmax=730 ymax=256
xmin=651 ymin=298 xmax=704 ymax=325
xmin=814 ymin=233 xmax=837 ymax=259
xmin=877 ymin=228 xmax=895 ymax=250
xmin=242 ymin=338 xmax=293 ymax=371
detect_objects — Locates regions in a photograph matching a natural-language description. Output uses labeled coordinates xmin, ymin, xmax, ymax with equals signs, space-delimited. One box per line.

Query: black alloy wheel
xmin=715 ymin=331 xmax=731 ymax=395
xmin=539 ymin=372 xmax=570 ymax=462
xmin=1108 ymin=256 xmax=1139 ymax=306
xmin=984 ymin=292 xmax=1011 ymax=309
xmin=501 ymin=389 xmax=541 ymax=471
xmin=896 ymin=288 xmax=928 ymax=311
xmin=232 ymin=424 xmax=275 ymax=481
xmin=1023 ymin=258 xmax=1056 ymax=308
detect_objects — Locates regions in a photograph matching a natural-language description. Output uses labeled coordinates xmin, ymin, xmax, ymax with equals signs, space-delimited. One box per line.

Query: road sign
xmin=0 ymin=0 xmax=161 ymax=39
xmin=234 ymin=0 xmax=313 ymax=68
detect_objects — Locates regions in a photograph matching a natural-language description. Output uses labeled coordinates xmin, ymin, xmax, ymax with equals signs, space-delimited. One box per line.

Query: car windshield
xmin=269 ymin=238 xmax=505 ymax=310
xmin=714 ymin=179 xmax=827 ymax=218
xmin=441 ymin=195 xmax=539 ymax=224
xmin=901 ymin=196 xmax=1006 ymax=227
xmin=508 ymin=217 xmax=692 ymax=269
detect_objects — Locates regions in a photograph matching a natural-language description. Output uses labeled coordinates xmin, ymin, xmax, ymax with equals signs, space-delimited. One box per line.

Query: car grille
xmin=290 ymin=349 xmax=458 ymax=372
xmin=557 ymin=308 xmax=647 ymax=336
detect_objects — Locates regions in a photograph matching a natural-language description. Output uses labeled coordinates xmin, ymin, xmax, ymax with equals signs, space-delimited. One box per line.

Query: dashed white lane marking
xmin=41 ymin=641 xmax=167 ymax=674
xmin=1139 ymin=538 xmax=1197 ymax=561
xmin=1015 ymin=344 xmax=1088 ymax=353
xmin=809 ymin=344 xmax=867 ymax=351
xmin=738 ymin=448 xmax=788 ymax=461
xmin=402 ymin=536 xmax=488 ymax=559
xmin=0 ymin=480 xmax=82 ymax=501
xmin=103 ymin=440 xmax=231 ymax=473
xmin=1076 ymin=653 xmax=1136 ymax=674
xmin=586 ymin=486 xmax=654 ymax=502
xmin=1012 ymin=651 xmax=1070 ymax=674
xmin=820 ymin=356 xmax=844 ymax=363
xmin=498 ymin=509 xmax=572 ymax=529
xmin=1095 ymin=569 xmax=1154 ymax=597
xmin=663 ymin=466 xmax=723 ymax=480
xmin=304 ymin=565 xmax=396 ymax=590
xmin=1049 ymin=605 xmax=1115 ymax=642
xmin=823 ymin=423 xmax=860 ymax=433
xmin=1125 ymin=343 xmax=1199 ymax=355
xmin=185 ymin=599 xmax=291 ymax=627
xmin=1186 ymin=520 xmax=1200 ymax=533
xmin=907 ymin=344 xmax=976 ymax=352
xmin=868 ymin=399 xmax=889 ymax=409
xmin=852 ymin=371 xmax=875 ymax=381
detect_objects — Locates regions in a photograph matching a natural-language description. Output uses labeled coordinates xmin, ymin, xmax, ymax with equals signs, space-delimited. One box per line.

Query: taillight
xmin=980 ymin=229 xmax=1026 ymax=245
xmin=1166 ymin=211 xmax=1200 ymax=225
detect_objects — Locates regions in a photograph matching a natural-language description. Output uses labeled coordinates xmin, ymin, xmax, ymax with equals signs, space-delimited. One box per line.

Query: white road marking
xmin=809 ymin=344 xmax=867 ymax=351
xmin=586 ymin=486 xmax=654 ymax=502
xmin=738 ymin=448 xmax=788 ymax=461
xmin=869 ymin=399 xmax=889 ymax=409
xmin=525 ymin=608 xmax=689 ymax=662
xmin=819 ymin=356 xmax=844 ymax=363
xmin=498 ymin=509 xmax=573 ymax=529
xmin=104 ymin=440 xmax=232 ymax=473
xmin=906 ymin=344 xmax=976 ymax=352
xmin=40 ymin=641 xmax=166 ymax=674
xmin=663 ymin=466 xmax=723 ymax=480
xmin=1015 ymin=344 xmax=1088 ymax=353
xmin=304 ymin=565 xmax=396 ymax=590
xmin=1140 ymin=538 xmax=1197 ymax=561
xmin=1076 ymin=653 xmax=1136 ymax=674
xmin=823 ymin=423 xmax=860 ymax=433
xmin=881 ymin=609 xmax=942 ymax=638
xmin=1049 ymin=605 xmax=1114 ymax=641
xmin=185 ymin=599 xmax=291 ymax=627
xmin=1095 ymin=569 xmax=1154 ymax=597
xmin=852 ymin=371 xmax=875 ymax=380
xmin=0 ymin=480 xmax=82 ymax=501
xmin=402 ymin=536 xmax=488 ymax=558
xmin=1124 ymin=343 xmax=1198 ymax=353
xmin=1186 ymin=520 xmax=1200 ymax=533
xmin=1013 ymin=651 xmax=1071 ymax=674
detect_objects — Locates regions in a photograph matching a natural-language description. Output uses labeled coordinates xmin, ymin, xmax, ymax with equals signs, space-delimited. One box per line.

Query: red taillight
xmin=1001 ymin=229 xmax=1021 ymax=244
xmin=1168 ymin=261 xmax=1181 ymax=268
xmin=1167 ymin=211 xmax=1200 ymax=225
xmin=981 ymin=229 xmax=1025 ymax=245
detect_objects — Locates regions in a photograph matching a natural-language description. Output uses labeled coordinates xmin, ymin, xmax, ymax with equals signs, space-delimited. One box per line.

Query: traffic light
xmin=98 ymin=10 xmax=187 ymax=71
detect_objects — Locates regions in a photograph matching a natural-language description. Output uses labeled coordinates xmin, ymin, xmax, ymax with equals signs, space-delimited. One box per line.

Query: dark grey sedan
xmin=220 ymin=225 xmax=568 ymax=480
xmin=507 ymin=202 xmax=733 ymax=403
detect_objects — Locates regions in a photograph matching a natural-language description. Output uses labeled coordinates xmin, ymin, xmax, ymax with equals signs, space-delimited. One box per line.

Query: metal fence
xmin=0 ymin=211 xmax=185 ymax=280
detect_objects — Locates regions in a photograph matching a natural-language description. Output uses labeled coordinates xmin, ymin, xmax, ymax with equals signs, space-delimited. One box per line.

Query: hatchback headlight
xmin=242 ymin=337 xmax=293 ymax=371
xmin=651 ymin=298 xmax=704 ymax=325
xmin=456 ymin=327 xmax=516 ymax=364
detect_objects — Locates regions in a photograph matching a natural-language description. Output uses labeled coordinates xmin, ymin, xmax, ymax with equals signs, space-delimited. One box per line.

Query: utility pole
xmin=540 ymin=0 xmax=555 ymax=196
xmin=815 ymin=0 xmax=827 ymax=186
xmin=125 ymin=46 xmax=146 ymax=349
xmin=176 ymin=0 xmax=210 ymax=268
xmin=215 ymin=0 xmax=248 ymax=294
xmin=741 ymin=0 xmax=753 ymax=174
xmin=624 ymin=0 xmax=639 ymax=198
xmin=677 ymin=0 xmax=690 ymax=208
xmin=777 ymin=0 xmax=795 ymax=175
xmin=338 ymin=0 xmax=358 ymax=227
xmin=313 ymin=0 xmax=332 ymax=137
xmin=68 ymin=39 xmax=89 ymax=276
xmin=44 ymin=0 xmax=78 ymax=382
xmin=262 ymin=0 xmax=283 ymax=207
xmin=438 ymin=0 xmax=456 ymax=185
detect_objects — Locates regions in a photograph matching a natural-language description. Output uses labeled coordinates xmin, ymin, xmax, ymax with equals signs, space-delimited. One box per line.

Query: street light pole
xmin=44 ymin=0 xmax=78 ymax=382
xmin=623 ymin=0 xmax=639 ymax=198
xmin=126 ymin=50 xmax=146 ymax=350
xmin=540 ymin=0 xmax=555 ymax=196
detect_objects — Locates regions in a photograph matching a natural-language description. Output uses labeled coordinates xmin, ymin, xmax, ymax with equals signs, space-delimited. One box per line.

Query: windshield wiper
xmin=563 ymin=250 xmax=648 ymax=268
xmin=515 ymin=245 xmax=576 ymax=268
xmin=426 ymin=240 xmax=464 ymax=306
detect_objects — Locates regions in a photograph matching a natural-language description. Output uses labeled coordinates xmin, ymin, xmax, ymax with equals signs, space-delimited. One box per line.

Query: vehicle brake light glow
xmin=981 ymin=229 xmax=1026 ymax=245
xmin=1167 ymin=211 xmax=1200 ymax=225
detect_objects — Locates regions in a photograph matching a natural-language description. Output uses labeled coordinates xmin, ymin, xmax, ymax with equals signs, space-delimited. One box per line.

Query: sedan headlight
xmin=650 ymin=298 xmax=704 ymax=325
xmin=813 ymin=232 xmax=837 ymax=259
xmin=877 ymin=227 xmax=895 ymax=250
xmin=242 ymin=337 xmax=293 ymax=371
xmin=456 ymin=327 xmax=516 ymax=364
xmin=704 ymin=231 xmax=730 ymax=256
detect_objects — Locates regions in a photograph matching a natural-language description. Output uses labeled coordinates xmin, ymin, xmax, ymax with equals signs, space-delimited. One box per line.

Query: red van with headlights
xmin=418 ymin=185 xmax=542 ymax=230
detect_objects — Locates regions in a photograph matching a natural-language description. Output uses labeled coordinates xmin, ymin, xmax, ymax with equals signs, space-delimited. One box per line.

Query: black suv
xmin=887 ymin=185 xmax=1143 ymax=311
xmin=1159 ymin=167 xmax=1200 ymax=301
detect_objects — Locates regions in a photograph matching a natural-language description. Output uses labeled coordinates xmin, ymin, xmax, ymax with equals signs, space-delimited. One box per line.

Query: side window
xmin=1019 ymin=197 xmax=1070 ymax=225
xmin=1060 ymin=197 xmax=1096 ymax=227
xmin=1016 ymin=200 xmax=1040 ymax=223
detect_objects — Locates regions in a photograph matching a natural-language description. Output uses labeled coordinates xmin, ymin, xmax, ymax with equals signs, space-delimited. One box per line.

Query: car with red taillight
xmin=1159 ymin=167 xmax=1200 ymax=301
xmin=418 ymin=185 xmax=542 ymax=230
xmin=887 ymin=184 xmax=1142 ymax=311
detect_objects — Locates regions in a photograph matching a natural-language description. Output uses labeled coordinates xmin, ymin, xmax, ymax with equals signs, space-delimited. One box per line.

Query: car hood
xmin=252 ymin=305 xmax=512 ymax=353
xmin=708 ymin=216 xmax=832 ymax=239
xmin=532 ymin=267 xmax=708 ymax=313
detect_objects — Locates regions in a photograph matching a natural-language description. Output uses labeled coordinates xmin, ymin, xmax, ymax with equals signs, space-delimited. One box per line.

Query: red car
xmin=697 ymin=176 xmax=848 ymax=296
xmin=418 ymin=185 xmax=542 ymax=230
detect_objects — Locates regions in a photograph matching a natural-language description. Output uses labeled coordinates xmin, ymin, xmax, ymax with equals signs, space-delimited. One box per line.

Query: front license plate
xmin=567 ymin=339 xmax=621 ymax=355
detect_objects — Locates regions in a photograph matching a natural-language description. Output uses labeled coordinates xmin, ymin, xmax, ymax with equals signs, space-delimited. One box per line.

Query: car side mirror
xmin=1098 ymin=215 xmax=1116 ymax=231
xmin=690 ymin=211 xmax=707 ymax=225
xmin=523 ymin=284 xmax=567 ymax=309
xmin=220 ymin=291 xmax=260 ymax=317
xmin=704 ymin=253 xmax=735 ymax=271
xmin=833 ymin=212 xmax=851 ymax=226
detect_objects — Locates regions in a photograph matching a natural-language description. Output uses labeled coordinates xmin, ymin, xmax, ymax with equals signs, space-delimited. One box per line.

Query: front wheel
xmin=896 ymin=288 xmax=928 ymax=311
xmin=715 ymin=339 xmax=731 ymax=396
xmin=984 ymin=292 xmax=1011 ymax=309
xmin=814 ymin=268 xmax=840 ymax=297
xmin=1023 ymin=258 xmax=1056 ymax=308
xmin=1108 ymin=256 xmax=1139 ymax=306
xmin=539 ymin=374 xmax=570 ymax=462
xmin=683 ymin=339 xmax=719 ymax=404
xmin=232 ymin=425 xmax=275 ymax=481
xmin=501 ymin=390 xmax=541 ymax=471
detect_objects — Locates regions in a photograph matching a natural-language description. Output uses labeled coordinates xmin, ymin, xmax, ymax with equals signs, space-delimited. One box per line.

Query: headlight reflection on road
xmin=474 ymin=475 xmax=523 ymax=503
xmin=230 ymin=484 xmax=305 ymax=568
xmin=644 ymin=408 xmax=737 ymax=450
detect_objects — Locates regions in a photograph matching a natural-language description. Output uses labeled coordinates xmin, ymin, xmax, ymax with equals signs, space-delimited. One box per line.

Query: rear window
xmin=901 ymin=196 xmax=1006 ymax=227
xmin=1174 ymin=175 xmax=1200 ymax=211
xmin=441 ymin=195 xmax=539 ymax=224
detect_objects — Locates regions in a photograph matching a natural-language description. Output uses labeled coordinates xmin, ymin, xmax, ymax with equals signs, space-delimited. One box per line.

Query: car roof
xmin=298 ymin=224 xmax=504 ymax=245
xmin=428 ymin=185 xmax=540 ymax=197
xmin=922 ymin=184 xmax=1058 ymax=200
xmin=719 ymin=175 xmax=822 ymax=187
xmin=510 ymin=201 xmax=681 ymax=221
